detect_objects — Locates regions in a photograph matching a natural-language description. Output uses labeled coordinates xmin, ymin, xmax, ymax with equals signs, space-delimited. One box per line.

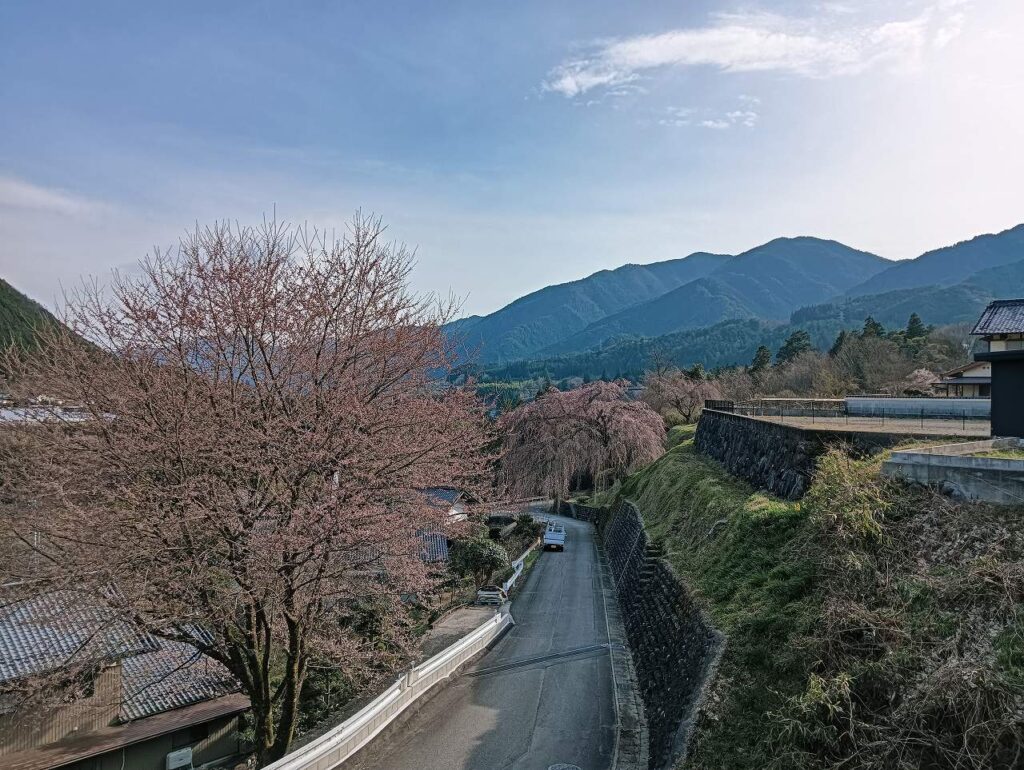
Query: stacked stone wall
xmin=695 ymin=409 xmax=916 ymax=499
xmin=601 ymin=501 xmax=724 ymax=770
xmin=557 ymin=500 xmax=602 ymax=523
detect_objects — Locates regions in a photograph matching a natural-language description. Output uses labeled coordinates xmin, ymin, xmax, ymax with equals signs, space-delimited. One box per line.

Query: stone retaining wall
xmin=600 ymin=501 xmax=724 ymax=770
xmin=557 ymin=500 xmax=602 ymax=523
xmin=695 ymin=409 xmax=920 ymax=499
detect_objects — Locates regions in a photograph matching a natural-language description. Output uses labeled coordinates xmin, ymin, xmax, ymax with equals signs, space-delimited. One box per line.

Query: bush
xmin=447 ymin=537 xmax=510 ymax=587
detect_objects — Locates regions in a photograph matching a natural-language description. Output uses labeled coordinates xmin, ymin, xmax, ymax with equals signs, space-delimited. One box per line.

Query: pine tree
xmin=776 ymin=330 xmax=813 ymax=364
xmin=906 ymin=312 xmax=928 ymax=339
xmin=862 ymin=316 xmax=885 ymax=337
xmin=829 ymin=330 xmax=849 ymax=357
xmin=750 ymin=345 xmax=772 ymax=372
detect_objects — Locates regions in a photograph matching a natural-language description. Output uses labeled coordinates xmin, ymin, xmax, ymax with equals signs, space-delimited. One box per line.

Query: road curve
xmin=348 ymin=511 xmax=616 ymax=770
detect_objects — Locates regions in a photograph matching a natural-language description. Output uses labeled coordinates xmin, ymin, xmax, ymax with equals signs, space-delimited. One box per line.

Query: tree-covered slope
xmin=540 ymin=238 xmax=888 ymax=356
xmin=846 ymin=222 xmax=1024 ymax=297
xmin=0 ymin=278 xmax=63 ymax=356
xmin=447 ymin=252 xmax=729 ymax=363
xmin=794 ymin=256 xmax=1024 ymax=329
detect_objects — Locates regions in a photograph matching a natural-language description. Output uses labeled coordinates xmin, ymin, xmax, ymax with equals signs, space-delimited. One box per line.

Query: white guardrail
xmin=502 ymin=545 xmax=534 ymax=594
xmin=264 ymin=610 xmax=514 ymax=770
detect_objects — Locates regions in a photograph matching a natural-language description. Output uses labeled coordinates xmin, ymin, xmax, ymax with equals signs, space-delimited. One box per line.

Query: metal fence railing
xmin=263 ymin=611 xmax=513 ymax=770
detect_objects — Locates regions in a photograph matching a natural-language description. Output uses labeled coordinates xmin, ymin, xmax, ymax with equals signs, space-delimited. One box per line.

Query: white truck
xmin=543 ymin=522 xmax=566 ymax=551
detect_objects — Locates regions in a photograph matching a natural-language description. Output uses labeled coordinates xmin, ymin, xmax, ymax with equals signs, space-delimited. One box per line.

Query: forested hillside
xmin=447 ymin=252 xmax=728 ymax=362
xmin=0 ymin=278 xmax=63 ymax=358
xmin=846 ymin=222 xmax=1024 ymax=297
xmin=539 ymin=238 xmax=888 ymax=355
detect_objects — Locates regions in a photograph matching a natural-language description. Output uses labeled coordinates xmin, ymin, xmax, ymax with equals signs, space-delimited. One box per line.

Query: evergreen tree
xmin=685 ymin=362 xmax=707 ymax=380
xmin=776 ymin=330 xmax=813 ymax=364
xmin=906 ymin=312 xmax=928 ymax=339
xmin=829 ymin=330 xmax=849 ymax=357
xmin=862 ymin=316 xmax=885 ymax=337
xmin=750 ymin=345 xmax=772 ymax=372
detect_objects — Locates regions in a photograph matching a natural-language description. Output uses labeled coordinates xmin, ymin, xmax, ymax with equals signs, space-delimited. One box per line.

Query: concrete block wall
xmin=602 ymin=501 xmax=724 ymax=770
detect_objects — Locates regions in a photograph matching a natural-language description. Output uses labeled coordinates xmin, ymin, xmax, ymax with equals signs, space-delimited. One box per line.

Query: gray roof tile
xmin=0 ymin=591 xmax=155 ymax=684
xmin=119 ymin=638 xmax=238 ymax=722
xmin=972 ymin=299 xmax=1024 ymax=335
xmin=0 ymin=591 xmax=241 ymax=723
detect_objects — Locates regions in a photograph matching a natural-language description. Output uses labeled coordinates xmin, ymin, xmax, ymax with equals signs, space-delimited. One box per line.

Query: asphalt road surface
xmin=348 ymin=512 xmax=617 ymax=770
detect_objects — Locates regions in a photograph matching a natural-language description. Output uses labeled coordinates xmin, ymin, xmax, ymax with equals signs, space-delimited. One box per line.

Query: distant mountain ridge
xmin=447 ymin=252 xmax=728 ymax=362
xmin=538 ymin=237 xmax=888 ymax=355
xmin=845 ymin=223 xmax=1024 ymax=297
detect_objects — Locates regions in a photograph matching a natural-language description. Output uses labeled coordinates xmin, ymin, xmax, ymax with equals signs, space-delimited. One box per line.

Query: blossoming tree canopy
xmin=498 ymin=380 xmax=664 ymax=499
xmin=0 ymin=214 xmax=492 ymax=763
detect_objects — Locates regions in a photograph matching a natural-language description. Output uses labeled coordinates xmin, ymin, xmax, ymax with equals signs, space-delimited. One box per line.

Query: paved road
xmin=348 ymin=512 xmax=616 ymax=770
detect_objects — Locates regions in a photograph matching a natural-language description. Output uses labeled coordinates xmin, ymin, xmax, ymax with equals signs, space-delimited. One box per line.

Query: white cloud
xmin=660 ymin=102 xmax=758 ymax=130
xmin=543 ymin=4 xmax=969 ymax=97
xmin=0 ymin=176 xmax=109 ymax=217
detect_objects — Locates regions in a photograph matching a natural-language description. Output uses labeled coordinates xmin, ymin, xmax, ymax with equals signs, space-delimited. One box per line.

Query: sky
xmin=2 ymin=0 xmax=1023 ymax=317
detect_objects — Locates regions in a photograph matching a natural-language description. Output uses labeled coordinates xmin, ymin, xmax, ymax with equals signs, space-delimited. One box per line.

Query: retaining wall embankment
xmin=695 ymin=409 xmax=924 ymax=499
xmin=557 ymin=500 xmax=602 ymax=522
xmin=600 ymin=501 xmax=724 ymax=770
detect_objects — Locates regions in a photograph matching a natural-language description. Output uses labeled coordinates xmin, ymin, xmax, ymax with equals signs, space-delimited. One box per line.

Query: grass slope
xmin=614 ymin=434 xmax=1023 ymax=769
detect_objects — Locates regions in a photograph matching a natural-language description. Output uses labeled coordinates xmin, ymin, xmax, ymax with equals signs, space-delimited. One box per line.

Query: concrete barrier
xmin=263 ymin=610 xmax=513 ymax=770
xmin=882 ymin=438 xmax=1024 ymax=504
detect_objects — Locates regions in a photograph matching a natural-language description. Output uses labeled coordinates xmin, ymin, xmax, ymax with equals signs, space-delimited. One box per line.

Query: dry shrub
xmin=767 ymin=448 xmax=1024 ymax=769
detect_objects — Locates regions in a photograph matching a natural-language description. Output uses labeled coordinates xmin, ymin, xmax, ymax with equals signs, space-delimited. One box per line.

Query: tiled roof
xmin=0 ymin=590 xmax=241 ymax=723
xmin=120 ymin=638 xmax=239 ymax=722
xmin=0 ymin=591 xmax=155 ymax=684
xmin=423 ymin=487 xmax=462 ymax=506
xmin=418 ymin=531 xmax=449 ymax=563
xmin=972 ymin=299 xmax=1024 ymax=335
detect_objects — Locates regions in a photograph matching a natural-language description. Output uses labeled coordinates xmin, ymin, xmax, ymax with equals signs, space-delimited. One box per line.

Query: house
xmin=416 ymin=487 xmax=476 ymax=564
xmin=0 ymin=591 xmax=248 ymax=770
xmin=935 ymin=361 xmax=991 ymax=398
xmin=972 ymin=299 xmax=1024 ymax=438
xmin=422 ymin=487 xmax=473 ymax=522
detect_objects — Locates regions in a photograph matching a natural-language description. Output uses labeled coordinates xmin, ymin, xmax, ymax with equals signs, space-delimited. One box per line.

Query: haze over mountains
xmin=449 ymin=224 xmax=1024 ymax=371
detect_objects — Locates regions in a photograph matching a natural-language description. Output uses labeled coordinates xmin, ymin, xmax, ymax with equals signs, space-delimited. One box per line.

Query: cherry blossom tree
xmin=642 ymin=369 xmax=724 ymax=423
xmin=498 ymin=381 xmax=664 ymax=499
xmin=0 ymin=215 xmax=491 ymax=763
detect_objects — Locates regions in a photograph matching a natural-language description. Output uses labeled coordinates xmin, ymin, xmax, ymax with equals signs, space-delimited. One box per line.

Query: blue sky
xmin=2 ymin=0 xmax=1023 ymax=316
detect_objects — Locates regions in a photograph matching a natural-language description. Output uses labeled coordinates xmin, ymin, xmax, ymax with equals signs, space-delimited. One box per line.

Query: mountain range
xmin=448 ymin=223 xmax=1024 ymax=372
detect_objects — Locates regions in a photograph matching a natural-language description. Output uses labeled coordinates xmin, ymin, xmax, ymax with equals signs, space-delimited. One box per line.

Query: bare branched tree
xmin=0 ymin=214 xmax=492 ymax=763
xmin=642 ymin=368 xmax=723 ymax=423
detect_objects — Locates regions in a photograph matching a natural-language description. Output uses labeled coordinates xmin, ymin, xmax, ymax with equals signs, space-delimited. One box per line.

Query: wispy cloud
xmin=0 ymin=176 xmax=109 ymax=217
xmin=543 ymin=4 xmax=967 ymax=98
xmin=659 ymin=100 xmax=759 ymax=130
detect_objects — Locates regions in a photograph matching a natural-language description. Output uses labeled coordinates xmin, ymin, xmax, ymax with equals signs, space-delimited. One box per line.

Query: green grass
xmin=618 ymin=437 xmax=819 ymax=769
xmin=612 ymin=431 xmax=1024 ymax=770
xmin=972 ymin=448 xmax=1024 ymax=460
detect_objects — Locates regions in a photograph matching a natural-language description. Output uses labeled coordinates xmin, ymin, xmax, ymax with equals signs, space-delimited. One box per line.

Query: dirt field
xmin=748 ymin=414 xmax=990 ymax=437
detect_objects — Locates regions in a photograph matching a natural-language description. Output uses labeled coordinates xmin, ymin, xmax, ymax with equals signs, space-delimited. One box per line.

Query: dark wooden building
xmin=973 ymin=299 xmax=1024 ymax=438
